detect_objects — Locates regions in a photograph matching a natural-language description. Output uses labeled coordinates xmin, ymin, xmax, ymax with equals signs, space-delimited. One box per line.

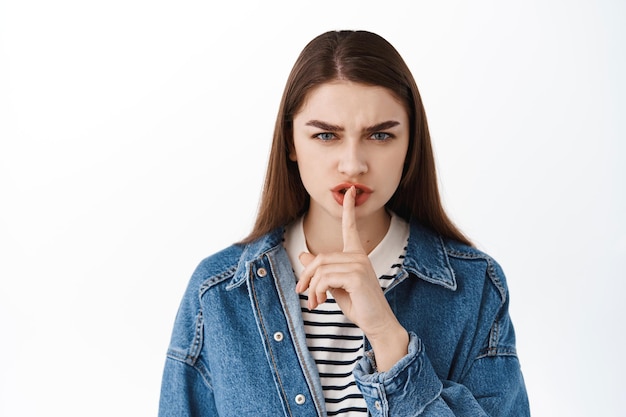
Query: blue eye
xmin=371 ymin=132 xmax=391 ymax=141
xmin=315 ymin=132 xmax=336 ymax=141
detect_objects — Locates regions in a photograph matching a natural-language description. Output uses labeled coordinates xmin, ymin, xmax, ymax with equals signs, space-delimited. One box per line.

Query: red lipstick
xmin=332 ymin=183 xmax=373 ymax=207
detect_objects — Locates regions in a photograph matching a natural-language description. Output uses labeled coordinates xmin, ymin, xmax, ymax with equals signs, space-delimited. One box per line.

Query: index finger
xmin=342 ymin=186 xmax=364 ymax=253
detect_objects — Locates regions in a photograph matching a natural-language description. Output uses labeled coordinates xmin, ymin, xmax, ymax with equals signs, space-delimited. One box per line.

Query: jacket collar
xmin=403 ymin=220 xmax=457 ymax=290
xmin=230 ymin=227 xmax=285 ymax=287
xmin=235 ymin=218 xmax=457 ymax=291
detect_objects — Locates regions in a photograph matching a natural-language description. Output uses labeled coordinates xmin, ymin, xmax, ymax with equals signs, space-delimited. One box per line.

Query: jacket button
xmin=295 ymin=394 xmax=306 ymax=405
xmin=257 ymin=267 xmax=267 ymax=277
xmin=374 ymin=400 xmax=381 ymax=410
xmin=273 ymin=332 xmax=284 ymax=342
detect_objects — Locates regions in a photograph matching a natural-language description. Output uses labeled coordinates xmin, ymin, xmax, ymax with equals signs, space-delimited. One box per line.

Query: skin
xmin=290 ymin=81 xmax=410 ymax=372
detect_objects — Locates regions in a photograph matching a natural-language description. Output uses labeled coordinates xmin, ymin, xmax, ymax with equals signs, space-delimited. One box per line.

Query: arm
xmin=297 ymin=188 xmax=529 ymax=415
xmin=353 ymin=312 xmax=529 ymax=416
xmin=158 ymin=264 xmax=219 ymax=417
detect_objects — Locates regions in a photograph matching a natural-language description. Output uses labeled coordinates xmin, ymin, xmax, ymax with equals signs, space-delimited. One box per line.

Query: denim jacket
xmin=159 ymin=220 xmax=530 ymax=416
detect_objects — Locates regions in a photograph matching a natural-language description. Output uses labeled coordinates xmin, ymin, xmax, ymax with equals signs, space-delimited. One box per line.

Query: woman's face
xmin=291 ymin=81 xmax=409 ymax=226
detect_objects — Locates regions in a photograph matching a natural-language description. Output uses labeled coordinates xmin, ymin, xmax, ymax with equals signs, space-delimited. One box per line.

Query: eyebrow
xmin=305 ymin=120 xmax=401 ymax=133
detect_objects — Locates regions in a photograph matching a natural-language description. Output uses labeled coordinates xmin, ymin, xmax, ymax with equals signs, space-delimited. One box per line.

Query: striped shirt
xmin=284 ymin=213 xmax=410 ymax=416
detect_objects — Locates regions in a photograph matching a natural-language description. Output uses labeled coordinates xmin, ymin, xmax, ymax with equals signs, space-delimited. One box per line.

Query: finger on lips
xmin=296 ymin=185 xmax=365 ymax=305
xmin=342 ymin=186 xmax=364 ymax=253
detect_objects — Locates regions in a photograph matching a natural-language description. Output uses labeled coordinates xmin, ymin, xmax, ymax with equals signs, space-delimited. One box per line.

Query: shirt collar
xmin=234 ymin=218 xmax=457 ymax=291
xmin=284 ymin=213 xmax=410 ymax=280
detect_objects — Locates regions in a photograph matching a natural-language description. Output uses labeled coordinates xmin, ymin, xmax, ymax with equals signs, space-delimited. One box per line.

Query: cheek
xmin=380 ymin=147 xmax=408 ymax=187
xmin=291 ymin=136 xmax=310 ymax=162
xmin=292 ymin=150 xmax=317 ymax=185
xmin=293 ymin=140 xmax=328 ymax=171
xmin=379 ymin=147 xmax=407 ymax=169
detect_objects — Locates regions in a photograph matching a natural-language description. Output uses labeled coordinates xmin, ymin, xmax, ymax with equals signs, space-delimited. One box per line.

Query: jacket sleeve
xmin=158 ymin=264 xmax=219 ymax=417
xmin=353 ymin=311 xmax=529 ymax=416
xmin=159 ymin=355 xmax=219 ymax=417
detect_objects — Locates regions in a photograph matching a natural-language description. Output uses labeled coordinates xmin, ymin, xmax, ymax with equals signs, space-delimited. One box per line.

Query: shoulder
xmin=167 ymin=231 xmax=281 ymax=344
xmin=173 ymin=243 xmax=245 ymax=321
xmin=185 ymin=227 xmax=285 ymax=296
xmin=188 ymin=244 xmax=244 ymax=290
xmin=166 ymin=243 xmax=245 ymax=357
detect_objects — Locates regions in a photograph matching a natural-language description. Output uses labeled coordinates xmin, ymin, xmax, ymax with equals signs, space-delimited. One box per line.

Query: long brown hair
xmin=241 ymin=30 xmax=471 ymax=246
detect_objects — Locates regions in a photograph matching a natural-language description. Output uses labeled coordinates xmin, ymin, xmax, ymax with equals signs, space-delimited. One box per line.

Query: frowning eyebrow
xmin=305 ymin=120 xmax=401 ymax=133
xmin=305 ymin=120 xmax=344 ymax=131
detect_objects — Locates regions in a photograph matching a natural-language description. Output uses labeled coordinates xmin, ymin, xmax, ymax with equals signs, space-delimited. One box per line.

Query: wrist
xmin=367 ymin=323 xmax=409 ymax=372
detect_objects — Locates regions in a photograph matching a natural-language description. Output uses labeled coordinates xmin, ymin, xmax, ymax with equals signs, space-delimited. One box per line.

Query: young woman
xmin=159 ymin=30 xmax=530 ymax=416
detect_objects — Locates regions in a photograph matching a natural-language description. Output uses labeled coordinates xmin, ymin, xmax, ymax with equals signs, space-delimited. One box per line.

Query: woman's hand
xmin=295 ymin=186 xmax=409 ymax=371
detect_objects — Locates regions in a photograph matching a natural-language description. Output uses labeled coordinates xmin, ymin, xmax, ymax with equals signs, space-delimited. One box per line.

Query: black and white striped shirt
xmin=284 ymin=213 xmax=410 ymax=416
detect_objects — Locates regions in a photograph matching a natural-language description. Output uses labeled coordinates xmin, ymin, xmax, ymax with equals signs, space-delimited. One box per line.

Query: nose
xmin=337 ymin=140 xmax=368 ymax=177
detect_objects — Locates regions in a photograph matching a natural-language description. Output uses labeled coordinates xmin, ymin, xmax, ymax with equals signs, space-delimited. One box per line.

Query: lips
xmin=332 ymin=183 xmax=373 ymax=206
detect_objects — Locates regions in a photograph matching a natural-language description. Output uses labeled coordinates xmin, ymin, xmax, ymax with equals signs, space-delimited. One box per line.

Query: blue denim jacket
xmin=159 ymin=220 xmax=530 ymax=416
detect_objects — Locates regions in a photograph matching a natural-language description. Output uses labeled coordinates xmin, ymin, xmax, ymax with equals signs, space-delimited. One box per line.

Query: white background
xmin=1 ymin=0 xmax=624 ymax=416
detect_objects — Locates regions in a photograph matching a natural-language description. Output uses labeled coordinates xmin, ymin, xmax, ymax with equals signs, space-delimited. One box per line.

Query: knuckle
xmin=317 ymin=253 xmax=330 ymax=264
xmin=313 ymin=269 xmax=325 ymax=282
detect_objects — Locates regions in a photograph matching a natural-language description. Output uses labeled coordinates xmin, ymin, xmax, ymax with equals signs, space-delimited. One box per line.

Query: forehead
xmin=294 ymin=81 xmax=408 ymax=124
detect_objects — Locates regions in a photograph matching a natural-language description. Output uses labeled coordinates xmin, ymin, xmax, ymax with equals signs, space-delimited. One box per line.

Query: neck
xmin=302 ymin=208 xmax=391 ymax=255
